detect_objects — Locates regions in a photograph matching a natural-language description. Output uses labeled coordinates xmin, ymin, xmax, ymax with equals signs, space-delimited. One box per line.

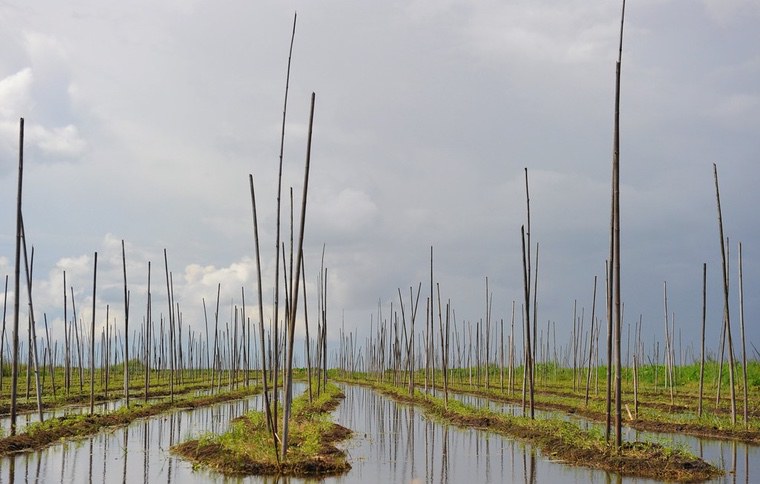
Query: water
xmin=0 ymin=386 xmax=287 ymax=484
xmin=328 ymin=383 xmax=661 ymax=484
xmin=0 ymin=387 xmax=215 ymax=435
xmin=0 ymin=382 xmax=754 ymax=483
xmin=431 ymin=386 xmax=759 ymax=483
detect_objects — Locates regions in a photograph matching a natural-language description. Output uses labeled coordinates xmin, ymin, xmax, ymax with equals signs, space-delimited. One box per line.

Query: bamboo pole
xmin=605 ymin=260 xmax=612 ymax=442
xmin=585 ymin=276 xmax=597 ymax=407
xmin=10 ymin=118 xmax=24 ymax=436
xmin=713 ymin=163 xmax=737 ymax=425
xmin=144 ymin=262 xmax=151 ymax=402
xmin=272 ymin=11 xmax=297 ymax=433
xmin=249 ymin=174 xmax=279 ymax=462
xmin=282 ymin=92 xmax=315 ymax=459
xmin=521 ymin=226 xmax=534 ymax=419
xmin=63 ymin=271 xmax=70 ymax=395
xmin=163 ymin=250 xmax=175 ymax=402
xmin=20 ymin=232 xmax=43 ymax=422
xmin=738 ymin=242 xmax=748 ymax=428
xmin=122 ymin=240 xmax=130 ymax=407
xmin=698 ymin=263 xmax=707 ymax=417
xmin=71 ymin=288 xmax=85 ymax=394
xmin=90 ymin=252 xmax=98 ymax=415
xmin=1 ymin=275 xmax=7 ymax=391
xmin=612 ymin=0 xmax=626 ymax=451
xmin=43 ymin=314 xmax=56 ymax=398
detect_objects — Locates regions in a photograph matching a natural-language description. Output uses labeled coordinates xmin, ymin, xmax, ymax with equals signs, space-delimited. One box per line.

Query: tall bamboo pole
xmin=249 ymin=175 xmax=278 ymax=462
xmin=144 ymin=262 xmax=151 ymax=402
xmin=90 ymin=252 xmax=98 ymax=415
xmin=63 ymin=271 xmax=70 ymax=395
xmin=738 ymin=243 xmax=748 ymax=428
xmin=612 ymin=0 xmax=626 ymax=450
xmin=713 ymin=163 xmax=737 ymax=425
xmin=163 ymin=250 xmax=175 ymax=402
xmin=282 ymin=92 xmax=315 ymax=459
xmin=521 ymin=226 xmax=534 ymax=419
xmin=698 ymin=263 xmax=707 ymax=417
xmin=10 ymin=118 xmax=24 ymax=436
xmin=605 ymin=260 xmax=612 ymax=442
xmin=122 ymin=240 xmax=129 ymax=407
xmin=273 ymin=11 xmax=297 ymax=431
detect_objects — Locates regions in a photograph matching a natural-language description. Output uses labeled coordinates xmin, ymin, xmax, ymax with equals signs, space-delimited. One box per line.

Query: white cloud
xmin=28 ymin=123 xmax=86 ymax=157
xmin=0 ymin=68 xmax=33 ymax=118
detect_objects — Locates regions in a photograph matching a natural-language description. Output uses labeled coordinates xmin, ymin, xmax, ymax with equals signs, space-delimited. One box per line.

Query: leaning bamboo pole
xmin=1 ymin=275 xmax=7 ymax=391
xmin=163 ymin=250 xmax=175 ymax=402
xmin=249 ymin=174 xmax=278 ymax=462
xmin=20 ymin=229 xmax=43 ymax=422
xmin=713 ymin=163 xmax=737 ymax=425
xmin=585 ymin=276 xmax=597 ymax=407
xmin=282 ymin=92 xmax=315 ymax=459
xmin=43 ymin=314 xmax=56 ymax=398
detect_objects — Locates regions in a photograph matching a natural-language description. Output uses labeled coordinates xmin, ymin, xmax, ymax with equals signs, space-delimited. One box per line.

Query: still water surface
xmin=0 ymin=382 xmax=754 ymax=483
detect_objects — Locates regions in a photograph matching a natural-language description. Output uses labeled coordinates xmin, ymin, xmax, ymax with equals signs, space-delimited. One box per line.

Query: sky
xmin=0 ymin=0 xmax=758 ymax=366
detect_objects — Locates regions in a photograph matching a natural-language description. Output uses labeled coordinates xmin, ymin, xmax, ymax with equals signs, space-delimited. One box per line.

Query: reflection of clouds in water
xmin=0 ymin=382 xmax=754 ymax=482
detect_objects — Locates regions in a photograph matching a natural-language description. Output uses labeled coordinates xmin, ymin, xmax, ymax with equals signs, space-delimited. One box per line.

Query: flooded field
xmin=0 ymin=382 xmax=755 ymax=483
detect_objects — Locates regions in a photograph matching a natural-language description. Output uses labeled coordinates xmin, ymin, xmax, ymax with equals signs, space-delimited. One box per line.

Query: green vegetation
xmin=172 ymin=381 xmax=351 ymax=477
xmin=0 ymin=363 xmax=258 ymax=417
xmin=337 ymin=358 xmax=760 ymax=442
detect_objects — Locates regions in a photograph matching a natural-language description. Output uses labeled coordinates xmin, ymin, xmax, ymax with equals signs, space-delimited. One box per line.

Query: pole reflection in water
xmin=0 ymin=382 xmax=755 ymax=483
xmin=331 ymin=384 xmax=760 ymax=483
xmin=441 ymin=386 xmax=760 ymax=484
xmin=0 ymin=387 xmax=289 ymax=483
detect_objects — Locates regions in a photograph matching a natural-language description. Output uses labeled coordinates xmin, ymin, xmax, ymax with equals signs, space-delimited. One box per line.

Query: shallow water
xmin=0 ymin=381 xmax=752 ymax=483
xmin=0 ymin=386 xmax=215 ymax=435
xmin=0 ymin=384 xmax=281 ymax=484
xmin=431 ymin=386 xmax=759 ymax=483
xmin=328 ymin=383 xmax=661 ymax=484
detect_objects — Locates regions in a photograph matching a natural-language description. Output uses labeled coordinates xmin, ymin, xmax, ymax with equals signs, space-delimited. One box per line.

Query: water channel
xmin=0 ymin=382 xmax=754 ymax=483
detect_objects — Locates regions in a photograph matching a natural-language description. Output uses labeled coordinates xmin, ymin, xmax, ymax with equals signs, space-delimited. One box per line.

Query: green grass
xmin=172 ymin=381 xmax=351 ymax=477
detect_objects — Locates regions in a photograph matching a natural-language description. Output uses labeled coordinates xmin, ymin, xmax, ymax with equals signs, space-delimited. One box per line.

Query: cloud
xmin=0 ymin=68 xmax=33 ymax=118
xmin=310 ymin=188 xmax=379 ymax=241
xmin=28 ymin=123 xmax=86 ymax=157
xmin=0 ymin=32 xmax=86 ymax=165
xmin=703 ymin=0 xmax=760 ymax=24
xmin=406 ymin=1 xmax=622 ymax=65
